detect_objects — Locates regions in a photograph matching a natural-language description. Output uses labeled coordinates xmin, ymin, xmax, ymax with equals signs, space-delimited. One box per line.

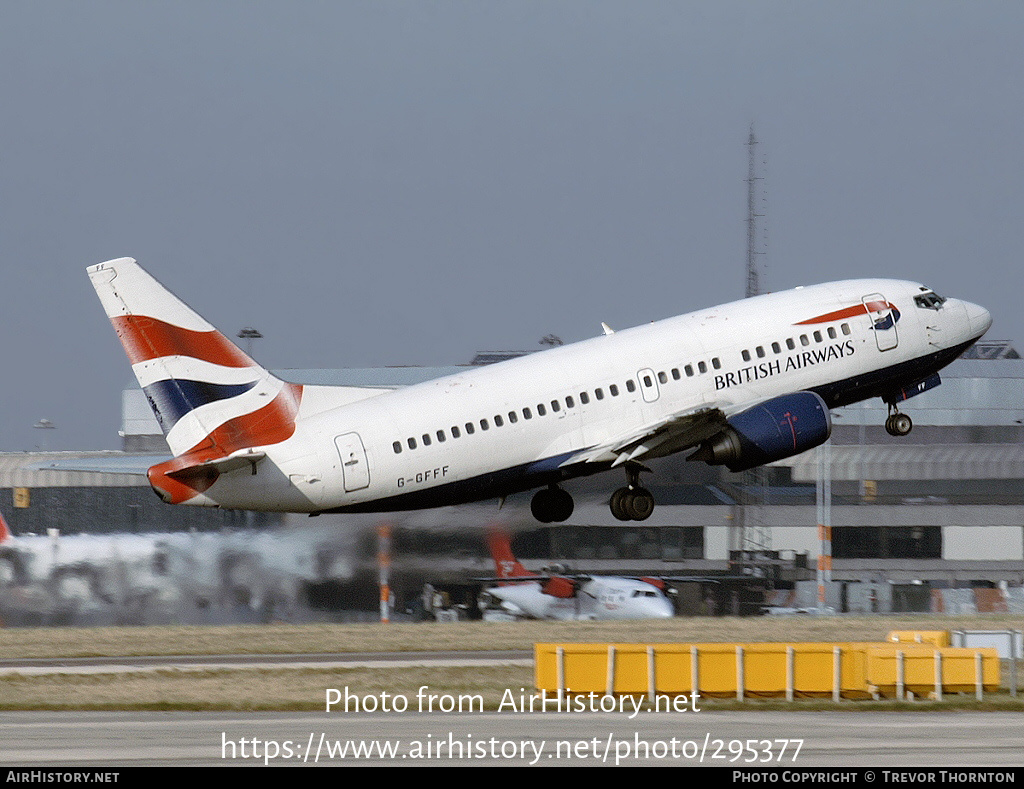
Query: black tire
xmin=551 ymin=488 xmax=574 ymax=522
xmin=626 ymin=487 xmax=655 ymax=521
xmin=531 ymin=489 xmax=554 ymax=523
xmin=610 ymin=488 xmax=632 ymax=521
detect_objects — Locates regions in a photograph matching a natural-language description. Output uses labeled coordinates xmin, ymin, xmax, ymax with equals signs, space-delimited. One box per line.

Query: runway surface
xmin=2 ymin=710 xmax=1021 ymax=767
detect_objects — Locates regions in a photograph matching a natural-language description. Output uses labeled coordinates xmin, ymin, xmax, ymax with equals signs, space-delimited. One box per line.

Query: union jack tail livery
xmin=88 ymin=258 xmax=304 ymax=504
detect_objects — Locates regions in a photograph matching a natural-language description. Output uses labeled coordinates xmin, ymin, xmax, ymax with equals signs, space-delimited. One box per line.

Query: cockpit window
xmin=914 ymin=291 xmax=946 ymax=310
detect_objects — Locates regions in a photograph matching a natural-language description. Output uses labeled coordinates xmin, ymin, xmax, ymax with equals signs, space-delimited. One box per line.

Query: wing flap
xmin=564 ymin=406 xmax=728 ymax=467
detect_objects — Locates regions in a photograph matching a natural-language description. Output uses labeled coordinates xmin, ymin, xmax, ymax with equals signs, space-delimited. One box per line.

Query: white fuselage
xmin=487 ymin=577 xmax=674 ymax=621
xmin=190 ymin=278 xmax=991 ymax=513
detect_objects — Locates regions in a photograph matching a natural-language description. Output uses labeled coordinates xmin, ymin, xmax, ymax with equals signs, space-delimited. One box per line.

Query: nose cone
xmin=964 ymin=301 xmax=993 ymax=340
xmin=653 ymin=598 xmax=674 ymax=619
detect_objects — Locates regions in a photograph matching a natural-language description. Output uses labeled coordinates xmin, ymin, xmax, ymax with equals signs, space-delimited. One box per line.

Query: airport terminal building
xmin=1 ymin=341 xmax=1021 ymax=618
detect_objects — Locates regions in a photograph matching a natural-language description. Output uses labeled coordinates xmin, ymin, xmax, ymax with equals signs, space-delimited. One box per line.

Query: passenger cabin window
xmin=786 ymin=338 xmax=795 ymax=350
xmin=595 ymin=388 xmax=604 ymax=400
xmin=800 ymin=335 xmax=809 ymax=347
xmin=393 ymin=441 xmax=402 ymax=454
xmin=580 ymin=391 xmax=589 ymax=404
xmin=841 ymin=323 xmax=851 ymax=335
xmin=772 ymin=342 xmax=781 ymax=354
xmin=565 ymin=396 xmax=575 ymax=408
xmin=523 ymin=407 xmax=532 ymax=419
xmin=813 ymin=330 xmax=822 ymax=343
xmin=436 ymin=430 xmax=446 ymax=442
xmin=408 ymin=437 xmax=417 ymax=450
xmin=741 ymin=350 xmax=751 ymax=362
xmin=697 ymin=361 xmax=707 ymax=374
xmin=451 ymin=425 xmax=461 ymax=438
xmin=537 ymin=403 xmax=547 ymax=415
xmin=828 ymin=327 xmax=837 ymax=339
xmin=610 ymin=384 xmax=619 ymax=396
xmin=671 ymin=368 xmax=680 ymax=380
xmin=550 ymin=400 xmax=560 ymax=412
xmin=685 ymin=364 xmax=694 ymax=377
xmin=422 ymin=433 xmax=431 ymax=446
xmin=625 ymin=380 xmax=636 ymax=393
xmin=465 ymin=422 xmax=475 ymax=435
xmin=480 ymin=419 xmax=489 ymax=431
xmin=658 ymin=371 xmax=667 ymax=384
xmin=756 ymin=346 xmax=765 ymax=358
xmin=494 ymin=415 xmax=503 ymax=427
xmin=508 ymin=411 xmax=518 ymax=423
xmin=712 ymin=357 xmax=721 ymax=369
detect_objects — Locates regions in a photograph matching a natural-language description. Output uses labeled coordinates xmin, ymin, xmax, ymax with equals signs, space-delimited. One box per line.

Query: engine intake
xmin=689 ymin=391 xmax=831 ymax=472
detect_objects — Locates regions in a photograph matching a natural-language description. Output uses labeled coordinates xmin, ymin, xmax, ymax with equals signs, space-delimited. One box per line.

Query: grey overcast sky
xmin=1 ymin=2 xmax=1021 ymax=451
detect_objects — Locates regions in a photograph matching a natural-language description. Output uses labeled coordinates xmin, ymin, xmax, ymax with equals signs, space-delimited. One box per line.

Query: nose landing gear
xmin=885 ymin=405 xmax=913 ymax=436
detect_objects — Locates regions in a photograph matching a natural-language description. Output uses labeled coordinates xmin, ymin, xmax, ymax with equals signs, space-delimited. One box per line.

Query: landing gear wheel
xmin=885 ymin=409 xmax=913 ymax=437
xmin=625 ymin=487 xmax=655 ymax=521
xmin=610 ymin=488 xmax=632 ymax=521
xmin=609 ymin=463 xmax=657 ymax=521
xmin=609 ymin=486 xmax=655 ymax=521
xmin=531 ymin=486 xmax=574 ymax=523
xmin=890 ymin=412 xmax=912 ymax=436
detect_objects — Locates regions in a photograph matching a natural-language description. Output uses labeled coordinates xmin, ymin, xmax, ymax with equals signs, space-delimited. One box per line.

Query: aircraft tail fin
xmin=0 ymin=510 xmax=12 ymax=543
xmin=87 ymin=258 xmax=302 ymax=461
xmin=487 ymin=529 xmax=535 ymax=580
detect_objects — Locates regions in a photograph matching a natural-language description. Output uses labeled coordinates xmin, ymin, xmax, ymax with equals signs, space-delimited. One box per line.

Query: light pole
xmin=32 ymin=418 xmax=56 ymax=451
xmin=237 ymin=327 xmax=263 ymax=358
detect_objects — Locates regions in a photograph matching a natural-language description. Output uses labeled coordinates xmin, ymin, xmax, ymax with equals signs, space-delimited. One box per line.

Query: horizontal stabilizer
xmin=164 ymin=449 xmax=267 ymax=478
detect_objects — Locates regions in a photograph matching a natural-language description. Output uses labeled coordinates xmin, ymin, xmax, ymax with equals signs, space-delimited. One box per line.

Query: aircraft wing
xmin=474 ymin=574 xmax=593 ymax=584
xmin=565 ymin=405 xmax=729 ymax=468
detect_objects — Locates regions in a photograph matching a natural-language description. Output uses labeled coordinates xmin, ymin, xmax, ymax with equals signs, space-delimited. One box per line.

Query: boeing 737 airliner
xmin=88 ymin=258 xmax=991 ymax=523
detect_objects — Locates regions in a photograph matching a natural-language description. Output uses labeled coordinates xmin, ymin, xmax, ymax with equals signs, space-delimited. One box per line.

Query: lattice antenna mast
xmin=745 ymin=125 xmax=765 ymax=298
xmin=737 ymin=125 xmax=772 ymax=585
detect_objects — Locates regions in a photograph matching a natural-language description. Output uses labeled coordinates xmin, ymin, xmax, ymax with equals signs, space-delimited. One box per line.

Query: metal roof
xmin=0 ymin=452 xmax=155 ymax=488
xmin=782 ymin=443 xmax=1024 ymax=481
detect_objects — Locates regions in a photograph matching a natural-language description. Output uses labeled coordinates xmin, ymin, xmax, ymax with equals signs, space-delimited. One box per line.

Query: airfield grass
xmin=4 ymin=615 xmax=1023 ymax=659
xmin=1 ymin=616 xmax=1021 ymax=711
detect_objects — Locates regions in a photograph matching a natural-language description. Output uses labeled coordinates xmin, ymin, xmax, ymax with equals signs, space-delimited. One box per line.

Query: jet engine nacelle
xmin=540 ymin=576 xmax=577 ymax=599
xmin=690 ymin=391 xmax=831 ymax=472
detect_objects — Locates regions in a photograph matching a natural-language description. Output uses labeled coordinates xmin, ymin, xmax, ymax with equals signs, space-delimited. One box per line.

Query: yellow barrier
xmin=886 ymin=630 xmax=950 ymax=647
xmin=535 ymin=641 xmax=1000 ymax=702
xmin=866 ymin=646 xmax=1000 ymax=699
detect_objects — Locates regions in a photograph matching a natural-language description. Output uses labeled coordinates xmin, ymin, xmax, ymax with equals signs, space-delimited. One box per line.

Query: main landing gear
xmin=609 ymin=465 xmax=655 ymax=522
xmin=531 ymin=485 xmax=574 ymax=523
xmin=885 ymin=404 xmax=913 ymax=437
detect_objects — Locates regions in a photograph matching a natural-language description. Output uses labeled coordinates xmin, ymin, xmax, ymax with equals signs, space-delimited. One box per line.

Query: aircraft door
xmin=862 ymin=293 xmax=899 ymax=352
xmin=637 ymin=368 xmax=660 ymax=403
xmin=334 ymin=432 xmax=370 ymax=492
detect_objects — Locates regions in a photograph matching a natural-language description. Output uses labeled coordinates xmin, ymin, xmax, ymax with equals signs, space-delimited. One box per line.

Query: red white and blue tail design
xmin=88 ymin=258 xmax=303 ymax=503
